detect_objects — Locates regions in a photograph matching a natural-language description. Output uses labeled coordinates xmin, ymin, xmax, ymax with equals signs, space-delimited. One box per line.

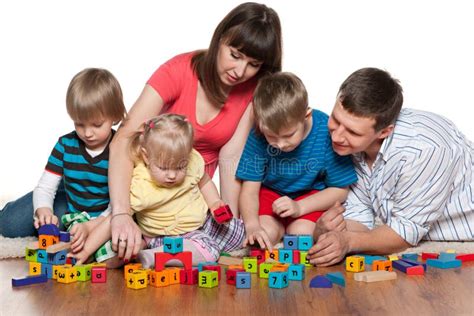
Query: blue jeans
xmin=0 ymin=182 xmax=68 ymax=237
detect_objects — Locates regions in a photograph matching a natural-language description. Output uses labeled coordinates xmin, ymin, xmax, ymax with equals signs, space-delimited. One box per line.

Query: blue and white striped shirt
xmin=344 ymin=109 xmax=474 ymax=245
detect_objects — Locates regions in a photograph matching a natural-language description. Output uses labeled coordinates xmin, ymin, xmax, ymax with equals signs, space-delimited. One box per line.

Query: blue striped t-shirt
xmin=45 ymin=131 xmax=114 ymax=214
xmin=236 ymin=110 xmax=357 ymax=197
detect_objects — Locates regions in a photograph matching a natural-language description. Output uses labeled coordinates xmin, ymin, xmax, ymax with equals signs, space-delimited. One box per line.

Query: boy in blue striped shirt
xmin=237 ymin=72 xmax=357 ymax=250
xmin=33 ymin=68 xmax=126 ymax=264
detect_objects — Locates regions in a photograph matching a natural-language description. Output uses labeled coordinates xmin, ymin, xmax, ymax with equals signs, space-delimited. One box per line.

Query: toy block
xmin=258 ymin=263 xmax=274 ymax=279
xmin=52 ymin=264 xmax=71 ymax=279
xmin=149 ymin=270 xmax=169 ymax=287
xmin=265 ymin=249 xmax=279 ymax=262
xmin=166 ymin=267 xmax=181 ymax=284
xmin=218 ymin=256 xmax=243 ymax=266
xmin=426 ymin=259 xmax=462 ymax=269
xmin=446 ymin=249 xmax=456 ymax=253
xmin=297 ymin=235 xmax=313 ymax=251
xmin=439 ymin=252 xmax=457 ymax=261
xmin=124 ymin=263 xmax=142 ymax=280
xmin=126 ymin=271 xmax=147 ymax=289
xmin=235 ymin=272 xmax=251 ymax=289
xmin=250 ymin=249 xmax=265 ymax=264
xmin=226 ymin=268 xmax=245 ymax=285
xmin=26 ymin=240 xmax=40 ymax=250
xmin=198 ymin=261 xmax=218 ymax=272
xmin=357 ymin=254 xmax=386 ymax=265
xmin=199 ymin=270 xmax=218 ymax=288
xmin=213 ymin=204 xmax=233 ymax=224
xmin=243 ymin=257 xmax=258 ymax=273
xmin=90 ymin=262 xmax=107 ymax=268
xmin=46 ymin=242 xmax=71 ymax=253
xmin=37 ymin=249 xmax=48 ymax=264
xmin=12 ymin=274 xmax=48 ymax=287
xmin=38 ymin=234 xmax=58 ymax=249
xmin=372 ymin=260 xmax=393 ymax=272
xmin=309 ymin=275 xmax=332 ymax=288
xmin=163 ymin=236 xmax=183 ymax=254
xmin=288 ymin=264 xmax=305 ymax=281
xmin=268 ymin=271 xmax=289 ymax=289
xmin=228 ymin=264 xmax=244 ymax=270
xmin=421 ymin=252 xmax=439 ymax=260
xmin=283 ymin=235 xmax=298 ymax=250
xmin=392 ymin=260 xmax=424 ymax=275
xmin=38 ymin=224 xmax=60 ymax=236
xmin=292 ymin=250 xmax=301 ymax=264
xmin=180 ymin=268 xmax=199 ymax=285
xmin=25 ymin=247 xmax=38 ymax=262
xmin=387 ymin=255 xmax=399 ymax=261
xmin=155 ymin=251 xmax=192 ymax=271
xmin=59 ymin=231 xmax=70 ymax=242
xmin=66 ymin=257 xmax=77 ymax=265
xmin=76 ymin=264 xmax=92 ymax=281
xmin=41 ymin=263 xmax=53 ymax=279
xmin=29 ymin=262 xmax=42 ymax=275
xmin=325 ymin=272 xmax=345 ymax=287
xmin=456 ymin=253 xmax=474 ymax=262
xmin=57 ymin=266 xmax=77 ymax=284
xmin=49 ymin=250 xmax=67 ymax=265
xmin=346 ymin=256 xmax=365 ymax=272
xmin=91 ymin=267 xmax=107 ymax=283
xmin=279 ymin=249 xmax=293 ymax=264
xmin=401 ymin=259 xmax=427 ymax=271
xmin=354 ymin=271 xmax=397 ymax=283
xmin=203 ymin=265 xmax=221 ymax=280
xmin=135 ymin=268 xmax=151 ymax=285
xmin=299 ymin=251 xmax=311 ymax=267
xmin=401 ymin=253 xmax=419 ymax=261
xmin=270 ymin=263 xmax=289 ymax=272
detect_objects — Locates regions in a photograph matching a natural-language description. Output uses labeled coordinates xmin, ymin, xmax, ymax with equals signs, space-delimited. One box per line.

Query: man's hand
xmin=307 ymin=231 xmax=350 ymax=266
xmin=272 ymin=196 xmax=302 ymax=218
xmin=111 ymin=213 xmax=142 ymax=262
xmin=34 ymin=208 xmax=59 ymax=229
xmin=243 ymin=223 xmax=274 ymax=251
xmin=69 ymin=223 xmax=88 ymax=253
xmin=314 ymin=201 xmax=346 ymax=237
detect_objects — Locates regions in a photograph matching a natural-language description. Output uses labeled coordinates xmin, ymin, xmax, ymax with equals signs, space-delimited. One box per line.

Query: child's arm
xmin=239 ymin=180 xmax=273 ymax=250
xmin=69 ymin=216 xmax=107 ymax=253
xmin=72 ymin=215 xmax=112 ymax=265
xmin=33 ymin=171 xmax=62 ymax=228
xmin=273 ymin=187 xmax=349 ymax=218
xmin=198 ymin=173 xmax=225 ymax=211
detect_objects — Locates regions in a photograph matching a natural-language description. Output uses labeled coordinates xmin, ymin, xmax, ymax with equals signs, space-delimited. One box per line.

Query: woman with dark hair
xmin=109 ymin=2 xmax=283 ymax=261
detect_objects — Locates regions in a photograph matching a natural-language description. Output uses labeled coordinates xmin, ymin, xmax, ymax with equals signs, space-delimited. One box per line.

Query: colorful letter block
xmin=292 ymin=250 xmax=300 ymax=264
xmin=203 ymin=265 xmax=221 ymax=280
xmin=38 ymin=234 xmax=58 ymax=250
xmin=76 ymin=264 xmax=92 ymax=281
xmin=199 ymin=270 xmax=218 ymax=288
xmin=124 ymin=263 xmax=143 ymax=280
xmin=57 ymin=266 xmax=77 ymax=284
xmin=258 ymin=263 xmax=274 ymax=279
xmin=91 ymin=267 xmax=107 ymax=283
xmin=29 ymin=262 xmax=42 ymax=275
xmin=126 ymin=271 xmax=147 ymax=289
xmin=180 ymin=268 xmax=199 ymax=285
xmin=372 ymin=260 xmax=393 ymax=272
xmin=298 ymin=235 xmax=313 ymax=251
xmin=279 ymin=249 xmax=293 ymax=264
xmin=37 ymin=250 xmax=48 ymax=264
xmin=166 ymin=267 xmax=181 ymax=284
xmin=226 ymin=268 xmax=245 ymax=285
xmin=41 ymin=263 xmax=53 ymax=279
xmin=150 ymin=270 xmax=169 ymax=287
xmin=235 ymin=272 xmax=251 ymax=289
xmin=243 ymin=257 xmax=258 ymax=273
xmin=268 ymin=271 xmax=288 ymax=289
xmin=250 ymin=249 xmax=265 ymax=264
xmin=288 ymin=264 xmax=305 ymax=281
xmin=300 ymin=251 xmax=311 ymax=267
xmin=265 ymin=250 xmax=279 ymax=262
xmin=346 ymin=256 xmax=365 ymax=272
xmin=163 ymin=236 xmax=183 ymax=254
xmin=212 ymin=205 xmax=233 ymax=224
xmin=283 ymin=235 xmax=298 ymax=250
xmin=25 ymin=247 xmax=38 ymax=262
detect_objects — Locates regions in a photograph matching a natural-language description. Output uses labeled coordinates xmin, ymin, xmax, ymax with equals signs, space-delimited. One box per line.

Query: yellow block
xmin=29 ymin=262 xmax=42 ymax=275
xmin=124 ymin=263 xmax=143 ymax=280
xmin=446 ymin=249 xmax=456 ymax=254
xmin=387 ymin=255 xmax=399 ymax=261
xmin=57 ymin=266 xmax=77 ymax=284
xmin=126 ymin=271 xmax=147 ymax=290
xmin=346 ymin=256 xmax=365 ymax=272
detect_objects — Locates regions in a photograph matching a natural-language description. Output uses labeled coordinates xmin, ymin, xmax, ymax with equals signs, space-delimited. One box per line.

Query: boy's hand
xmin=68 ymin=246 xmax=93 ymax=266
xmin=314 ymin=201 xmax=346 ymax=237
xmin=69 ymin=223 xmax=89 ymax=253
xmin=272 ymin=196 xmax=302 ymax=218
xmin=243 ymin=223 xmax=273 ymax=251
xmin=34 ymin=208 xmax=59 ymax=229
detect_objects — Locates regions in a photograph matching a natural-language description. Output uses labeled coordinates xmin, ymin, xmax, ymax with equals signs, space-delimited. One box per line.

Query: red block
xmin=456 ymin=253 xmax=474 ymax=262
xmin=226 ymin=268 xmax=245 ymax=285
xmin=213 ymin=205 xmax=233 ymax=224
xmin=421 ymin=252 xmax=439 ymax=260
xmin=91 ymin=267 xmax=107 ymax=283
xmin=250 ymin=249 xmax=265 ymax=264
xmin=155 ymin=251 xmax=192 ymax=271
xmin=180 ymin=268 xmax=199 ymax=285
xmin=292 ymin=250 xmax=301 ymax=264
xmin=203 ymin=265 xmax=222 ymax=280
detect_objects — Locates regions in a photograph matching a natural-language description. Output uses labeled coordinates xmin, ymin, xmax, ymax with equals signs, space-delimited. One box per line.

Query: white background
xmin=1 ymin=0 xmax=473 ymax=200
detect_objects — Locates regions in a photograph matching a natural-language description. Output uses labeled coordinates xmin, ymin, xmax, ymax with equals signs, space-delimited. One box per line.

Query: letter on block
xmin=25 ymin=247 xmax=38 ymax=262
xmin=250 ymin=249 xmax=265 ymax=264
xmin=76 ymin=264 xmax=92 ymax=282
xmin=243 ymin=257 xmax=258 ymax=273
xmin=41 ymin=263 xmax=53 ymax=279
xmin=163 ymin=236 xmax=183 ymax=254
xmin=127 ymin=271 xmax=147 ymax=290
xmin=297 ymin=235 xmax=313 ymax=251
xmin=288 ymin=264 xmax=305 ymax=281
xmin=258 ymin=263 xmax=274 ymax=279
xmin=166 ymin=267 xmax=181 ymax=284
xmin=29 ymin=262 xmax=42 ymax=276
xmin=57 ymin=266 xmax=77 ymax=284
xmin=300 ymin=251 xmax=311 ymax=267
xmin=268 ymin=271 xmax=289 ymax=289
xmin=292 ymin=250 xmax=300 ymax=264
xmin=38 ymin=235 xmax=58 ymax=250
xmin=236 ymin=272 xmax=251 ymax=289
xmin=91 ymin=267 xmax=107 ymax=283
xmin=124 ymin=263 xmax=143 ymax=280
xmin=180 ymin=268 xmax=199 ymax=285
xmin=346 ymin=256 xmax=365 ymax=272
xmin=212 ymin=205 xmax=233 ymax=224
xmin=265 ymin=250 xmax=279 ymax=262
xmin=283 ymin=235 xmax=298 ymax=250
xmin=278 ymin=249 xmax=293 ymax=264
xmin=199 ymin=270 xmax=218 ymax=288
xmin=373 ymin=260 xmax=393 ymax=272
xmin=37 ymin=250 xmax=48 ymax=264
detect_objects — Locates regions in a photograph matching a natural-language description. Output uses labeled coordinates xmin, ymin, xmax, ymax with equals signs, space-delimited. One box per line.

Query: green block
xmin=259 ymin=263 xmax=274 ymax=279
xmin=299 ymin=251 xmax=311 ymax=267
xmin=76 ymin=264 xmax=92 ymax=281
xmin=198 ymin=271 xmax=218 ymax=288
xmin=243 ymin=257 xmax=258 ymax=273
xmin=25 ymin=247 xmax=38 ymax=262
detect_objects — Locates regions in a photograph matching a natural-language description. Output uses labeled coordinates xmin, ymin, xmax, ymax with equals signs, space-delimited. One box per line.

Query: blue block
xmin=401 ymin=259 xmax=427 ymax=271
xmin=41 ymin=263 xmax=53 ymax=279
xmin=426 ymin=259 xmax=462 ymax=269
xmin=401 ymin=253 xmax=419 ymax=261
xmin=59 ymin=231 xmax=70 ymax=242
xmin=268 ymin=271 xmax=289 ymax=289
xmin=50 ymin=250 xmax=67 ymax=265
xmin=198 ymin=261 xmax=217 ymax=272
xmin=236 ymin=272 xmax=251 ymax=289
xmin=37 ymin=250 xmax=48 ymax=264
xmin=309 ymin=275 xmax=332 ymax=288
xmin=283 ymin=235 xmax=298 ymax=250
xmin=278 ymin=249 xmax=293 ymax=264
xmin=163 ymin=236 xmax=183 ymax=254
xmin=297 ymin=235 xmax=313 ymax=251
xmin=438 ymin=252 xmax=457 ymax=261
xmin=355 ymin=254 xmax=387 ymax=265
xmin=325 ymin=272 xmax=345 ymax=287
xmin=37 ymin=224 xmax=60 ymax=236
xmin=287 ymin=264 xmax=305 ymax=281
xmin=12 ymin=274 xmax=48 ymax=287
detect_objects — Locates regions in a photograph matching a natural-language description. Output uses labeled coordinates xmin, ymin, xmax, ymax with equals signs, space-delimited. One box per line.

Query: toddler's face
xmin=147 ymin=161 xmax=188 ymax=188
xmin=260 ymin=122 xmax=307 ymax=153
xmin=74 ymin=117 xmax=114 ymax=151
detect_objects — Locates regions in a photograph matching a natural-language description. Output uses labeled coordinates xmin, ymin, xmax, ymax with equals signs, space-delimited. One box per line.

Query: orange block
xmin=265 ymin=250 xmax=279 ymax=262
xmin=166 ymin=268 xmax=180 ymax=285
xmin=38 ymin=235 xmax=58 ymax=249
xmin=373 ymin=260 xmax=393 ymax=272
xmin=270 ymin=263 xmax=290 ymax=272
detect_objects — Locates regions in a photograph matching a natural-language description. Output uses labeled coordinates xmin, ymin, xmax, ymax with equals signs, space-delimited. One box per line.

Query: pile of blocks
xmin=12 ymin=224 xmax=107 ymax=286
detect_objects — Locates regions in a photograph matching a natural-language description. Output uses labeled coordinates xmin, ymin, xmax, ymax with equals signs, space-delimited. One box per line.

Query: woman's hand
xmin=111 ymin=214 xmax=142 ymax=262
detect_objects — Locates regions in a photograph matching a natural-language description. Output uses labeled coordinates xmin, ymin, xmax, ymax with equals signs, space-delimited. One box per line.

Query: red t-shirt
xmin=147 ymin=52 xmax=257 ymax=177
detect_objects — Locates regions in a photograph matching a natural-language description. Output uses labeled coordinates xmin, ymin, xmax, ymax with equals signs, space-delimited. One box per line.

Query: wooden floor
xmin=1 ymin=258 xmax=473 ymax=315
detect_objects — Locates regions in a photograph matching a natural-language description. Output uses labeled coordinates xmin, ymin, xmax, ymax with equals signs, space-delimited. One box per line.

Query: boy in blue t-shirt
xmin=236 ymin=72 xmax=357 ymax=250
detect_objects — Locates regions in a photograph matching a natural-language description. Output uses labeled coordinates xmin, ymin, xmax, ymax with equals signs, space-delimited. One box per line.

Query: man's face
xmin=328 ymin=101 xmax=391 ymax=156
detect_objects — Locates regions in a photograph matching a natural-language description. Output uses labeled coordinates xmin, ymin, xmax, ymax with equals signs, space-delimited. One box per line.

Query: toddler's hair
xmin=130 ymin=114 xmax=194 ymax=168
xmin=253 ymin=72 xmax=308 ymax=134
xmin=66 ymin=68 xmax=126 ymax=124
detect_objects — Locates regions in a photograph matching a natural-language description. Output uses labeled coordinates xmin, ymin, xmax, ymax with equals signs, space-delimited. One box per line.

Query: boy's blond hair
xmin=66 ymin=68 xmax=126 ymax=124
xmin=253 ymin=72 xmax=308 ymax=134
xmin=130 ymin=114 xmax=194 ymax=168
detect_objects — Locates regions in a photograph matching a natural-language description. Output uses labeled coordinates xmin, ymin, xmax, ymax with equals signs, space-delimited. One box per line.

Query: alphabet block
xmin=309 ymin=275 xmax=332 ymax=288
xmin=124 ymin=263 xmax=142 ymax=280
xmin=136 ymin=268 xmax=151 ymax=285
xmin=52 ymin=264 xmax=71 ymax=280
xmin=243 ymin=257 xmax=258 ymax=273
xmin=249 ymin=249 xmax=265 ymax=264
xmin=212 ymin=204 xmax=233 ymax=224
xmin=37 ymin=249 xmax=48 ymax=264
xmin=268 ymin=271 xmax=288 ymax=289
xmin=29 ymin=262 xmax=42 ymax=275
xmin=149 ymin=270 xmax=169 ymax=287
xmin=155 ymin=251 xmax=192 ymax=271
xmin=203 ymin=265 xmax=221 ymax=280
xmin=235 ymin=272 xmax=251 ymax=289
xmin=226 ymin=268 xmax=245 ymax=285
xmin=258 ymin=263 xmax=274 ymax=279
xmin=12 ymin=274 xmax=48 ymax=287
xmin=163 ymin=236 xmax=183 ymax=254
xmin=265 ymin=249 xmax=279 ymax=262
xmin=270 ymin=263 xmax=289 ymax=272
xmin=91 ymin=267 xmax=107 ymax=283
xmin=288 ymin=264 xmax=305 ymax=281
xmin=25 ymin=247 xmax=38 ymax=262
xmin=278 ymin=249 xmax=293 ymax=264
xmin=299 ymin=251 xmax=311 ymax=267
xmin=199 ymin=270 xmax=218 ymax=288
xmin=283 ymin=235 xmax=298 ymax=250
xmin=76 ymin=264 xmax=92 ymax=281
xmin=127 ymin=271 xmax=147 ymax=289
xmin=372 ymin=260 xmax=393 ymax=272
xmin=166 ymin=267 xmax=181 ymax=284
xmin=38 ymin=234 xmax=58 ymax=250
xmin=49 ymin=250 xmax=67 ymax=265
xmin=41 ymin=263 xmax=53 ymax=279
xmin=57 ymin=266 xmax=77 ymax=284
xmin=346 ymin=256 xmax=365 ymax=272
xmin=180 ymin=268 xmax=199 ymax=285
xmin=297 ymin=235 xmax=313 ymax=251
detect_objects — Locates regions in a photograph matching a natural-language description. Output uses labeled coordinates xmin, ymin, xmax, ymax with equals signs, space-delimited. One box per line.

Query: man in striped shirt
xmin=308 ymin=68 xmax=474 ymax=266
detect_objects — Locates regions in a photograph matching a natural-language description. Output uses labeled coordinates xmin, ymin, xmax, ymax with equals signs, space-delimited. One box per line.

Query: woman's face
xmin=216 ymin=43 xmax=263 ymax=87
